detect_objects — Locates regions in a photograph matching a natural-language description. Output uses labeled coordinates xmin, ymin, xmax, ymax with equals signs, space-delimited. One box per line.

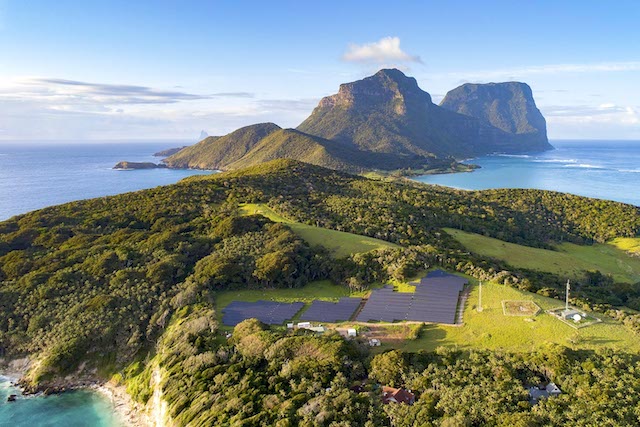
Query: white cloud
xmin=0 ymin=77 xmax=253 ymax=105
xmin=0 ymin=76 xmax=314 ymax=139
xmin=342 ymin=37 xmax=422 ymax=64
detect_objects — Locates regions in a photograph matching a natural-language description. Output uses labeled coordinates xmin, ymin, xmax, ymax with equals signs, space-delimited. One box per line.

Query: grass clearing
xmin=502 ymin=300 xmax=541 ymax=316
xmin=445 ymin=228 xmax=640 ymax=283
xmin=610 ymin=237 xmax=640 ymax=256
xmin=240 ymin=203 xmax=399 ymax=258
xmin=384 ymin=279 xmax=640 ymax=354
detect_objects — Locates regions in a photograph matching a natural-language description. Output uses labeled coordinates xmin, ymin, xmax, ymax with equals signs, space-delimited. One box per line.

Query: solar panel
xmin=222 ymin=300 xmax=304 ymax=326
xmin=426 ymin=269 xmax=451 ymax=278
xmin=300 ymin=298 xmax=361 ymax=322
xmin=356 ymin=272 xmax=466 ymax=324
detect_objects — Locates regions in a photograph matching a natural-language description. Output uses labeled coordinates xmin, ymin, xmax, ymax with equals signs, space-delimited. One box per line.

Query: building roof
xmin=546 ymin=382 xmax=561 ymax=394
xmin=382 ymin=386 xmax=415 ymax=405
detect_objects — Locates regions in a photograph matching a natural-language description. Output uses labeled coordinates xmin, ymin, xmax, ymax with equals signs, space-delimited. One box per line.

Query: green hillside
xmin=164 ymin=122 xmax=280 ymax=169
xmin=240 ymin=203 xmax=399 ymax=258
xmin=3 ymin=159 xmax=640 ymax=426
xmin=228 ymin=128 xmax=361 ymax=172
xmin=2 ymin=159 xmax=640 ymax=393
xmin=445 ymin=228 xmax=640 ymax=283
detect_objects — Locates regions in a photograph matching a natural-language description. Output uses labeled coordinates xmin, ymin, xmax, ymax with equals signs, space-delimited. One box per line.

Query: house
xmin=297 ymin=322 xmax=312 ymax=328
xmin=347 ymin=328 xmax=357 ymax=337
xmin=369 ymin=338 xmax=381 ymax=346
xmin=382 ymin=386 xmax=415 ymax=405
xmin=287 ymin=323 xmax=294 ymax=329
xmin=546 ymin=382 xmax=562 ymax=396
xmin=528 ymin=382 xmax=562 ymax=404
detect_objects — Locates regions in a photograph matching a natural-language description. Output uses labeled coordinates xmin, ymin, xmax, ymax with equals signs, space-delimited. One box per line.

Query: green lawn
xmin=393 ymin=279 xmax=640 ymax=353
xmin=445 ymin=228 xmax=640 ymax=283
xmin=240 ymin=203 xmax=399 ymax=258
xmin=610 ymin=237 xmax=640 ymax=256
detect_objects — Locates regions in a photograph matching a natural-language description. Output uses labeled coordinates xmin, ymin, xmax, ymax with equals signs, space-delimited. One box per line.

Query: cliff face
xmin=298 ymin=69 xmax=552 ymax=157
xmin=440 ymin=82 xmax=552 ymax=152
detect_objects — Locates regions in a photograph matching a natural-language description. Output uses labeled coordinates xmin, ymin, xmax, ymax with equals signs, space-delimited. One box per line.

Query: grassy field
xmin=240 ymin=203 xmax=399 ymax=258
xmin=387 ymin=279 xmax=640 ymax=353
xmin=610 ymin=237 xmax=640 ymax=256
xmin=445 ymin=228 xmax=640 ymax=283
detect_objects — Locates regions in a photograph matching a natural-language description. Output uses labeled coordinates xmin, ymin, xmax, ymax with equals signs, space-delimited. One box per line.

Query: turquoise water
xmin=0 ymin=376 xmax=124 ymax=427
xmin=0 ymin=141 xmax=215 ymax=221
xmin=415 ymin=140 xmax=640 ymax=206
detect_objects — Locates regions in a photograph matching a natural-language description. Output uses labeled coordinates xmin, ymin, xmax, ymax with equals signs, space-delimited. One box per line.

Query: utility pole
xmin=565 ymin=279 xmax=570 ymax=311
xmin=478 ymin=281 xmax=483 ymax=312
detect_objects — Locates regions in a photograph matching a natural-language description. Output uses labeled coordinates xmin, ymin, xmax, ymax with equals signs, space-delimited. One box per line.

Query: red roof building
xmin=382 ymin=386 xmax=415 ymax=405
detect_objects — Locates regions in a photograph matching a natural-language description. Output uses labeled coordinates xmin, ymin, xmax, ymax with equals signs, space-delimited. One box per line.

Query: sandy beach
xmin=95 ymin=381 xmax=151 ymax=427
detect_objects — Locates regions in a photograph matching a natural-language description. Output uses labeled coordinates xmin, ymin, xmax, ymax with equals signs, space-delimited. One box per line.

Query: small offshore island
xmin=113 ymin=161 xmax=167 ymax=170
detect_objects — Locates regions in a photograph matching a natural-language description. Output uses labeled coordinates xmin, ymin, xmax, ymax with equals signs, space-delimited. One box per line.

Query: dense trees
xmin=122 ymin=309 xmax=640 ymax=426
xmin=125 ymin=311 xmax=385 ymax=426
xmin=1 ymin=159 xmax=640 ymax=424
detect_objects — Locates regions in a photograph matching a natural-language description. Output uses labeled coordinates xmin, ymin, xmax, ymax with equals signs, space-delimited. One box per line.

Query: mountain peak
xmin=313 ymin=68 xmax=431 ymax=116
xmin=440 ymin=82 xmax=548 ymax=139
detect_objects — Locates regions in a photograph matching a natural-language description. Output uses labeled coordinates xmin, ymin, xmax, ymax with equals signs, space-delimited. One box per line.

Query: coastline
xmin=0 ymin=357 xmax=149 ymax=427
xmin=95 ymin=381 xmax=151 ymax=427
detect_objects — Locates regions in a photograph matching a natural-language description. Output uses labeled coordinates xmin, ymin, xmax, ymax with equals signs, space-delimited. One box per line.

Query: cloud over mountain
xmin=342 ymin=37 xmax=422 ymax=64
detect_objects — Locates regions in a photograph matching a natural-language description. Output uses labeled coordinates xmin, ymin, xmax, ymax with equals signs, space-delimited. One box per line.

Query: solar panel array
xmin=222 ymin=300 xmax=304 ymax=326
xmin=425 ymin=269 xmax=453 ymax=278
xmin=299 ymin=297 xmax=361 ymax=322
xmin=356 ymin=273 xmax=467 ymax=324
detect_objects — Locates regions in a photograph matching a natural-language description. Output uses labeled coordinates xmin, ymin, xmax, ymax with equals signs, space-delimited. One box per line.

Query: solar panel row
xmin=356 ymin=273 xmax=467 ymax=324
xmin=300 ymin=297 xmax=361 ymax=322
xmin=222 ymin=300 xmax=304 ymax=326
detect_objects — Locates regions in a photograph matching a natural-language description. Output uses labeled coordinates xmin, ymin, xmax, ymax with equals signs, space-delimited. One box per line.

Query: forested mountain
xmin=2 ymin=160 xmax=640 ymax=425
xmin=160 ymin=69 xmax=551 ymax=173
xmin=298 ymin=69 xmax=551 ymax=157
xmin=440 ymin=82 xmax=550 ymax=152
xmin=163 ymin=122 xmax=278 ymax=169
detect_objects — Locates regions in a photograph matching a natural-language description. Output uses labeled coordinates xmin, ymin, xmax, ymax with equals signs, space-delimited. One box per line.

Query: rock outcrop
xmin=440 ymin=82 xmax=551 ymax=152
xmin=113 ymin=161 xmax=166 ymax=170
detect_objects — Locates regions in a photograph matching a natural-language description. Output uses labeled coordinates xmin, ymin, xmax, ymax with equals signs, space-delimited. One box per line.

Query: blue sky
xmin=0 ymin=0 xmax=639 ymax=141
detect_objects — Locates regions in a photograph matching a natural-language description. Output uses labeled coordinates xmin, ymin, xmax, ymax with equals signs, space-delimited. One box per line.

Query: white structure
xmin=287 ymin=323 xmax=294 ymax=329
xmin=572 ymin=314 xmax=582 ymax=322
xmin=546 ymin=382 xmax=562 ymax=396
xmin=369 ymin=338 xmax=381 ymax=346
xmin=297 ymin=322 xmax=311 ymax=329
xmin=347 ymin=328 xmax=357 ymax=337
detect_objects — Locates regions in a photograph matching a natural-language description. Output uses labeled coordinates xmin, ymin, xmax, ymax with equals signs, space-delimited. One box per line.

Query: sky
xmin=0 ymin=0 xmax=639 ymax=142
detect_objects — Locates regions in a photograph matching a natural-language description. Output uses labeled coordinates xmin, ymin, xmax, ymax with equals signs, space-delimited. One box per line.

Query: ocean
xmin=0 ymin=141 xmax=215 ymax=221
xmin=0 ymin=376 xmax=123 ymax=427
xmin=414 ymin=140 xmax=640 ymax=207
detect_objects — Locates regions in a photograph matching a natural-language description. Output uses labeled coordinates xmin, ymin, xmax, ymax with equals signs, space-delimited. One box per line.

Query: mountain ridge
xmin=157 ymin=69 xmax=552 ymax=173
